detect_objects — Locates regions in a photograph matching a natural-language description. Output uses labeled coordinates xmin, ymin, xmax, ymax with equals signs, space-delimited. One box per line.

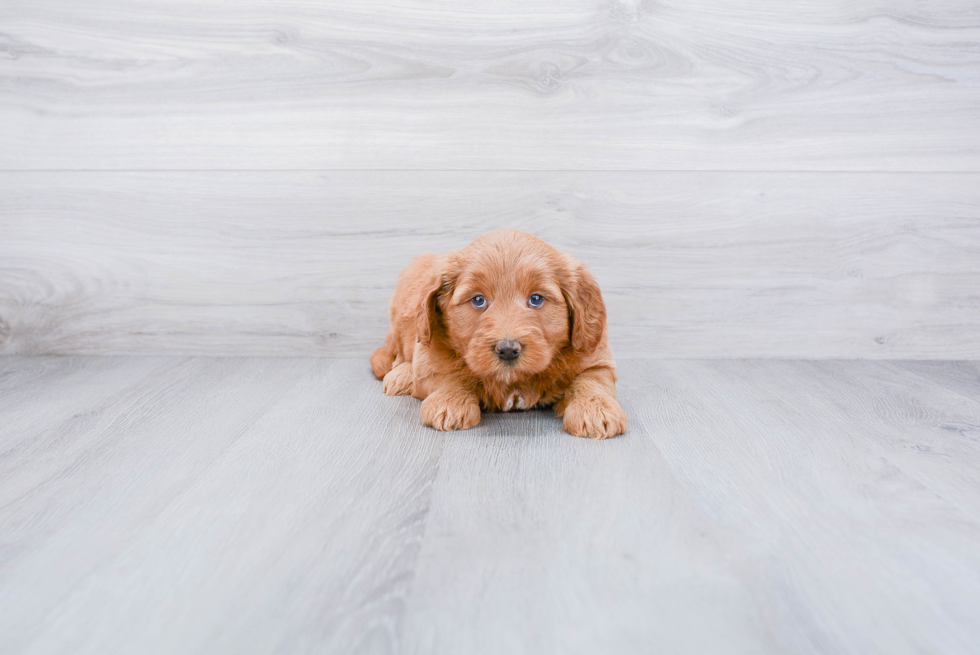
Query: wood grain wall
xmin=1 ymin=1 xmax=978 ymax=357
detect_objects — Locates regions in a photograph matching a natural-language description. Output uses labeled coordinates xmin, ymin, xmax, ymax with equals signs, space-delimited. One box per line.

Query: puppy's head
xmin=417 ymin=230 xmax=606 ymax=382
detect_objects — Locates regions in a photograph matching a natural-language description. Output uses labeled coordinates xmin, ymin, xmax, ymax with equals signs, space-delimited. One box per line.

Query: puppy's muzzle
xmin=494 ymin=339 xmax=522 ymax=362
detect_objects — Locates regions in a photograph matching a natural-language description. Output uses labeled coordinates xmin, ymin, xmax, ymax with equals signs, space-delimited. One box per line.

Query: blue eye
xmin=528 ymin=294 xmax=545 ymax=308
xmin=471 ymin=295 xmax=487 ymax=309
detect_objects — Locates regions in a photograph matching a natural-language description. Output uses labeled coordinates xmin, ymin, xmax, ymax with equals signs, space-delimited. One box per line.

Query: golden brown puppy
xmin=371 ymin=230 xmax=626 ymax=439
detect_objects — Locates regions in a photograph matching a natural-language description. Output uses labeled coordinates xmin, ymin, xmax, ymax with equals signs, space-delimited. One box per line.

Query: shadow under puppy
xmin=371 ymin=230 xmax=627 ymax=439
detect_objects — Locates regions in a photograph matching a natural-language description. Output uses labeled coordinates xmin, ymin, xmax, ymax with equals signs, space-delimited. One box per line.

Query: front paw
xmin=421 ymin=392 xmax=481 ymax=431
xmin=560 ymin=395 xmax=627 ymax=439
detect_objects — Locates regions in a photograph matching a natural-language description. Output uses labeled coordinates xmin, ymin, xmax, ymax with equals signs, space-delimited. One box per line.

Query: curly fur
xmin=371 ymin=230 xmax=626 ymax=439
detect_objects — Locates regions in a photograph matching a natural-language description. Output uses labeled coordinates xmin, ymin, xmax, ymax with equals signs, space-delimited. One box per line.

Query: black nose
xmin=495 ymin=340 xmax=522 ymax=362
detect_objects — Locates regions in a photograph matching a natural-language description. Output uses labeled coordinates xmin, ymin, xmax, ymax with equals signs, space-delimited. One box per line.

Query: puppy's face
xmin=418 ymin=231 xmax=606 ymax=383
xmin=445 ymin=254 xmax=569 ymax=381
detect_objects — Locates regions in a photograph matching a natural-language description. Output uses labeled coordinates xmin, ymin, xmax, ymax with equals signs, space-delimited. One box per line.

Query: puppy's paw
xmin=421 ymin=392 xmax=481 ymax=431
xmin=371 ymin=345 xmax=395 ymax=379
xmin=560 ymin=395 xmax=627 ymax=439
xmin=383 ymin=363 xmax=413 ymax=396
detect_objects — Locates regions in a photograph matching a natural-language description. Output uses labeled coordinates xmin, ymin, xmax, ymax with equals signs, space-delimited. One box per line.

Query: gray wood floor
xmin=1 ymin=357 xmax=978 ymax=654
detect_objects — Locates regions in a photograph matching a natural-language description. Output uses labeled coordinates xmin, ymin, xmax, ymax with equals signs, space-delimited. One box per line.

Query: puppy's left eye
xmin=528 ymin=294 xmax=545 ymax=308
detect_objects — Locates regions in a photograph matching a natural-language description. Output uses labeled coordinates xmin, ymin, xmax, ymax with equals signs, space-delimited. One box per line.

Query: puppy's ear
xmin=561 ymin=262 xmax=606 ymax=354
xmin=416 ymin=254 xmax=459 ymax=345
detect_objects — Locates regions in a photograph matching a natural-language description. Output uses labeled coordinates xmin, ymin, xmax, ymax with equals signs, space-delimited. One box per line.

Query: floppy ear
xmin=561 ymin=262 xmax=607 ymax=354
xmin=416 ymin=254 xmax=459 ymax=345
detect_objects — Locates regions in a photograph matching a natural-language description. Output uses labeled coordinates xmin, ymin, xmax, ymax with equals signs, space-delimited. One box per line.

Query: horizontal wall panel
xmin=1 ymin=0 xmax=979 ymax=171
xmin=1 ymin=171 xmax=978 ymax=358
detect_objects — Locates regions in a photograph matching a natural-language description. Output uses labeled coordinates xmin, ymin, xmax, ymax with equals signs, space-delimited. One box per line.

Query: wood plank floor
xmin=1 ymin=357 xmax=978 ymax=654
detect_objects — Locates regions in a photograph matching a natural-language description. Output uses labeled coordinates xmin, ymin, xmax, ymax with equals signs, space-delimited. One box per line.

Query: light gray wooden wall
xmin=1 ymin=1 xmax=978 ymax=358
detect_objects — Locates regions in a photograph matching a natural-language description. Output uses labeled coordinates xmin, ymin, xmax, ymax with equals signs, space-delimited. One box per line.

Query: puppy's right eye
xmin=471 ymin=295 xmax=487 ymax=309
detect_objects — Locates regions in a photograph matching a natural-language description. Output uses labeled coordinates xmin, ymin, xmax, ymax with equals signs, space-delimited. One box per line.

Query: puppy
xmin=370 ymin=230 xmax=627 ymax=439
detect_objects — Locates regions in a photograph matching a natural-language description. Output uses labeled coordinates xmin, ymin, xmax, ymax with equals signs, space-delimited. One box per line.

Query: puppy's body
xmin=371 ymin=230 xmax=626 ymax=439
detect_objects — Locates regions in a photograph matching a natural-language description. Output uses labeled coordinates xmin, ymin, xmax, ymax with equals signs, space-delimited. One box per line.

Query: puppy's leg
xmin=419 ymin=375 xmax=481 ymax=431
xmin=555 ymin=367 xmax=627 ymax=439
xmin=383 ymin=362 xmax=414 ymax=396
xmin=371 ymin=343 xmax=396 ymax=379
